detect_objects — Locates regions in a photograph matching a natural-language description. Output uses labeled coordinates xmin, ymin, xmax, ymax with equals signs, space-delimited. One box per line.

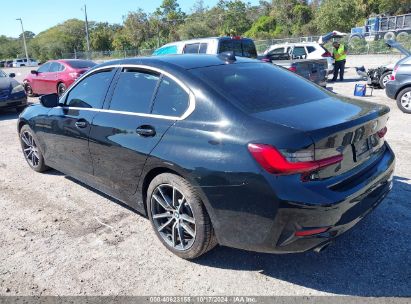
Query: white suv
xmin=264 ymin=42 xmax=334 ymax=74
xmin=12 ymin=58 xmax=38 ymax=68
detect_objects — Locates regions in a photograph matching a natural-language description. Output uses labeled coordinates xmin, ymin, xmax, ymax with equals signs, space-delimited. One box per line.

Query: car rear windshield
xmin=65 ymin=60 xmax=96 ymax=69
xmin=191 ymin=62 xmax=331 ymax=113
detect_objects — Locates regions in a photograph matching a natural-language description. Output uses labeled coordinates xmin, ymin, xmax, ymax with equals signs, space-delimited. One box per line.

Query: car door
xmin=31 ymin=62 xmax=51 ymax=94
xmin=89 ymin=67 xmax=192 ymax=200
xmin=39 ymin=68 xmax=117 ymax=181
xmin=45 ymin=62 xmax=61 ymax=94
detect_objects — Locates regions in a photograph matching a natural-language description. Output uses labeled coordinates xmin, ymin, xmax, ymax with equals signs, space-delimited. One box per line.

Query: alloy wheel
xmin=400 ymin=92 xmax=411 ymax=110
xmin=21 ymin=131 xmax=40 ymax=168
xmin=151 ymin=184 xmax=196 ymax=251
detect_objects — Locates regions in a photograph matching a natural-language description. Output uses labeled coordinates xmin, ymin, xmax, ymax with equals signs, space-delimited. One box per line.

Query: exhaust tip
xmin=313 ymin=242 xmax=331 ymax=253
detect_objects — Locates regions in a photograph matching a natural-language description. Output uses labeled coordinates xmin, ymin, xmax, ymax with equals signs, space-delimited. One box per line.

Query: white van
xmin=153 ymin=36 xmax=257 ymax=58
xmin=12 ymin=58 xmax=38 ymax=68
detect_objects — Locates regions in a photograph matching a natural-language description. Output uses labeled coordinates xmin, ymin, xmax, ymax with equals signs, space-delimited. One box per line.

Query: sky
xmin=1 ymin=0 xmax=260 ymax=38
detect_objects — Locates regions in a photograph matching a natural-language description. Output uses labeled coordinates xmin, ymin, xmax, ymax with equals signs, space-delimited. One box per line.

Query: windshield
xmin=191 ymin=62 xmax=331 ymax=113
xmin=65 ymin=60 xmax=96 ymax=69
xmin=0 ymin=70 xmax=6 ymax=77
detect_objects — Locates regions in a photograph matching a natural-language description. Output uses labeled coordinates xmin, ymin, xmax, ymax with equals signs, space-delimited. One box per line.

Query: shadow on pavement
xmin=0 ymin=110 xmax=19 ymax=121
xmin=194 ymin=175 xmax=411 ymax=297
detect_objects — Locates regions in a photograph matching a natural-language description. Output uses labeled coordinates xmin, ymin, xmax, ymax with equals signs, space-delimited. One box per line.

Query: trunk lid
xmin=253 ymin=96 xmax=390 ymax=178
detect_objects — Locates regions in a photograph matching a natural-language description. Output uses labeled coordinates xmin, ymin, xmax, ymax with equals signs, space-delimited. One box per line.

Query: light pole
xmin=16 ymin=18 xmax=29 ymax=62
xmin=83 ymin=5 xmax=91 ymax=54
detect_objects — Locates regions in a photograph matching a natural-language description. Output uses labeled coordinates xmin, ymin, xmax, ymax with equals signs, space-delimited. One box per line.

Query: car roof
xmin=161 ymin=36 xmax=254 ymax=47
xmin=96 ymin=54 xmax=257 ymax=71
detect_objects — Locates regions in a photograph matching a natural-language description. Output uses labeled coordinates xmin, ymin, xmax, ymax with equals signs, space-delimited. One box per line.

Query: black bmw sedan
xmin=0 ymin=69 xmax=27 ymax=112
xmin=18 ymin=54 xmax=395 ymax=259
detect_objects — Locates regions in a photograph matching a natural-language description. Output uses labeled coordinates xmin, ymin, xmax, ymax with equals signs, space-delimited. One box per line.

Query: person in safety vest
xmin=331 ymin=41 xmax=347 ymax=82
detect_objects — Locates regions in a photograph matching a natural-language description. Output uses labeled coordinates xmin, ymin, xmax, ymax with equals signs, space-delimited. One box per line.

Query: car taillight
xmin=322 ymin=51 xmax=332 ymax=57
xmin=377 ymin=126 xmax=388 ymax=138
xmin=391 ymin=66 xmax=398 ymax=81
xmin=295 ymin=227 xmax=330 ymax=237
xmin=247 ymin=144 xmax=343 ymax=175
xmin=288 ymin=66 xmax=297 ymax=72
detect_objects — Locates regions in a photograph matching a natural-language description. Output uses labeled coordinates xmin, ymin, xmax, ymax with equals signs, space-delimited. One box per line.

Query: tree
xmin=90 ymin=23 xmax=119 ymax=51
xmin=315 ymin=0 xmax=363 ymax=33
xmin=154 ymin=0 xmax=186 ymax=41
xmin=122 ymin=9 xmax=150 ymax=49
xmin=218 ymin=0 xmax=252 ymax=36
xmin=244 ymin=15 xmax=278 ymax=39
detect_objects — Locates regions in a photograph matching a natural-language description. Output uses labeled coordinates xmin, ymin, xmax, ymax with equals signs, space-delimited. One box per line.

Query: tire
xmin=384 ymin=31 xmax=396 ymax=41
xmin=24 ymin=81 xmax=35 ymax=97
xmin=19 ymin=125 xmax=49 ymax=172
xmin=57 ymin=83 xmax=66 ymax=96
xmin=147 ymin=173 xmax=217 ymax=259
xmin=396 ymin=32 xmax=409 ymax=41
xmin=396 ymin=88 xmax=411 ymax=114
xmin=379 ymin=71 xmax=392 ymax=89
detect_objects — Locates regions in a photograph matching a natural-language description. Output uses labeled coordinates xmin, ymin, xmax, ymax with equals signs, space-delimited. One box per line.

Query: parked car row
xmin=0 ymin=58 xmax=39 ymax=68
xmin=18 ymin=53 xmax=394 ymax=259
xmin=153 ymin=36 xmax=329 ymax=87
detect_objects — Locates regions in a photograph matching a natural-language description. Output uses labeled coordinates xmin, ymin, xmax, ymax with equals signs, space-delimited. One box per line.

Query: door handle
xmin=136 ymin=125 xmax=156 ymax=137
xmin=75 ymin=120 xmax=88 ymax=128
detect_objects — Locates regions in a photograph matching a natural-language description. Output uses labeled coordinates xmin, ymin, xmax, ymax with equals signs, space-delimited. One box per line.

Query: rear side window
xmin=66 ymin=60 xmax=96 ymax=69
xmin=192 ymin=63 xmax=330 ymax=113
xmin=109 ymin=69 xmax=159 ymax=113
xmin=242 ymin=40 xmax=257 ymax=58
xmin=49 ymin=62 xmax=61 ymax=72
xmin=199 ymin=43 xmax=208 ymax=54
xmin=183 ymin=43 xmax=200 ymax=54
xmin=306 ymin=46 xmax=316 ymax=53
xmin=66 ymin=69 xmax=115 ymax=108
xmin=152 ymin=76 xmax=189 ymax=117
xmin=218 ymin=40 xmax=245 ymax=57
xmin=293 ymin=47 xmax=307 ymax=57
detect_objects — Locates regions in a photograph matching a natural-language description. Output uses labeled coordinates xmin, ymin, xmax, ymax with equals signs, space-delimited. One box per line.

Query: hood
xmin=385 ymin=40 xmax=411 ymax=56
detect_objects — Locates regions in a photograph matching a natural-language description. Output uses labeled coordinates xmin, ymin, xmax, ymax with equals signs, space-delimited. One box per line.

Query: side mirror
xmin=8 ymin=73 xmax=15 ymax=78
xmin=40 ymin=93 xmax=59 ymax=108
xmin=31 ymin=70 xmax=38 ymax=75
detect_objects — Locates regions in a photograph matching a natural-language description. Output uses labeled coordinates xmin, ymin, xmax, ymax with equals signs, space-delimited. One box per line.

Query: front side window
xmin=183 ymin=43 xmax=200 ymax=54
xmin=268 ymin=47 xmax=285 ymax=55
xmin=151 ymin=76 xmax=189 ymax=117
xmin=109 ymin=69 xmax=159 ymax=113
xmin=65 ymin=69 xmax=115 ymax=108
xmin=37 ymin=63 xmax=51 ymax=73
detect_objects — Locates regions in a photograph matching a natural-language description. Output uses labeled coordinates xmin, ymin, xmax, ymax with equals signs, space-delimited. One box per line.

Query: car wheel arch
xmin=396 ymin=84 xmax=411 ymax=99
xmin=140 ymin=166 xmax=219 ymax=233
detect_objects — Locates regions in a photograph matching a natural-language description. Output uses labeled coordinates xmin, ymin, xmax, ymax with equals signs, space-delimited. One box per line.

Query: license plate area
xmin=353 ymin=135 xmax=381 ymax=162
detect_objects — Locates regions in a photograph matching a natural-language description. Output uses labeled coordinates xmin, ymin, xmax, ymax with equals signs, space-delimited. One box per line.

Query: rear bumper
xmin=0 ymin=96 xmax=27 ymax=109
xmin=385 ymin=81 xmax=400 ymax=99
xmin=206 ymin=144 xmax=395 ymax=254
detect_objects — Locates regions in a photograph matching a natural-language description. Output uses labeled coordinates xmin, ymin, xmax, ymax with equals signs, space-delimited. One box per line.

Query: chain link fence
xmin=59 ymin=35 xmax=411 ymax=61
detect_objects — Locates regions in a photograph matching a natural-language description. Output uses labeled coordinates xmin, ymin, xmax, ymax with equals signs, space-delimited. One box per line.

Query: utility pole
xmin=16 ymin=18 xmax=29 ymax=62
xmin=83 ymin=5 xmax=91 ymax=54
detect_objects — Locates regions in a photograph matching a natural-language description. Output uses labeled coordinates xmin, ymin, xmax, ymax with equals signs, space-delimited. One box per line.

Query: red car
xmin=23 ymin=59 xmax=96 ymax=96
